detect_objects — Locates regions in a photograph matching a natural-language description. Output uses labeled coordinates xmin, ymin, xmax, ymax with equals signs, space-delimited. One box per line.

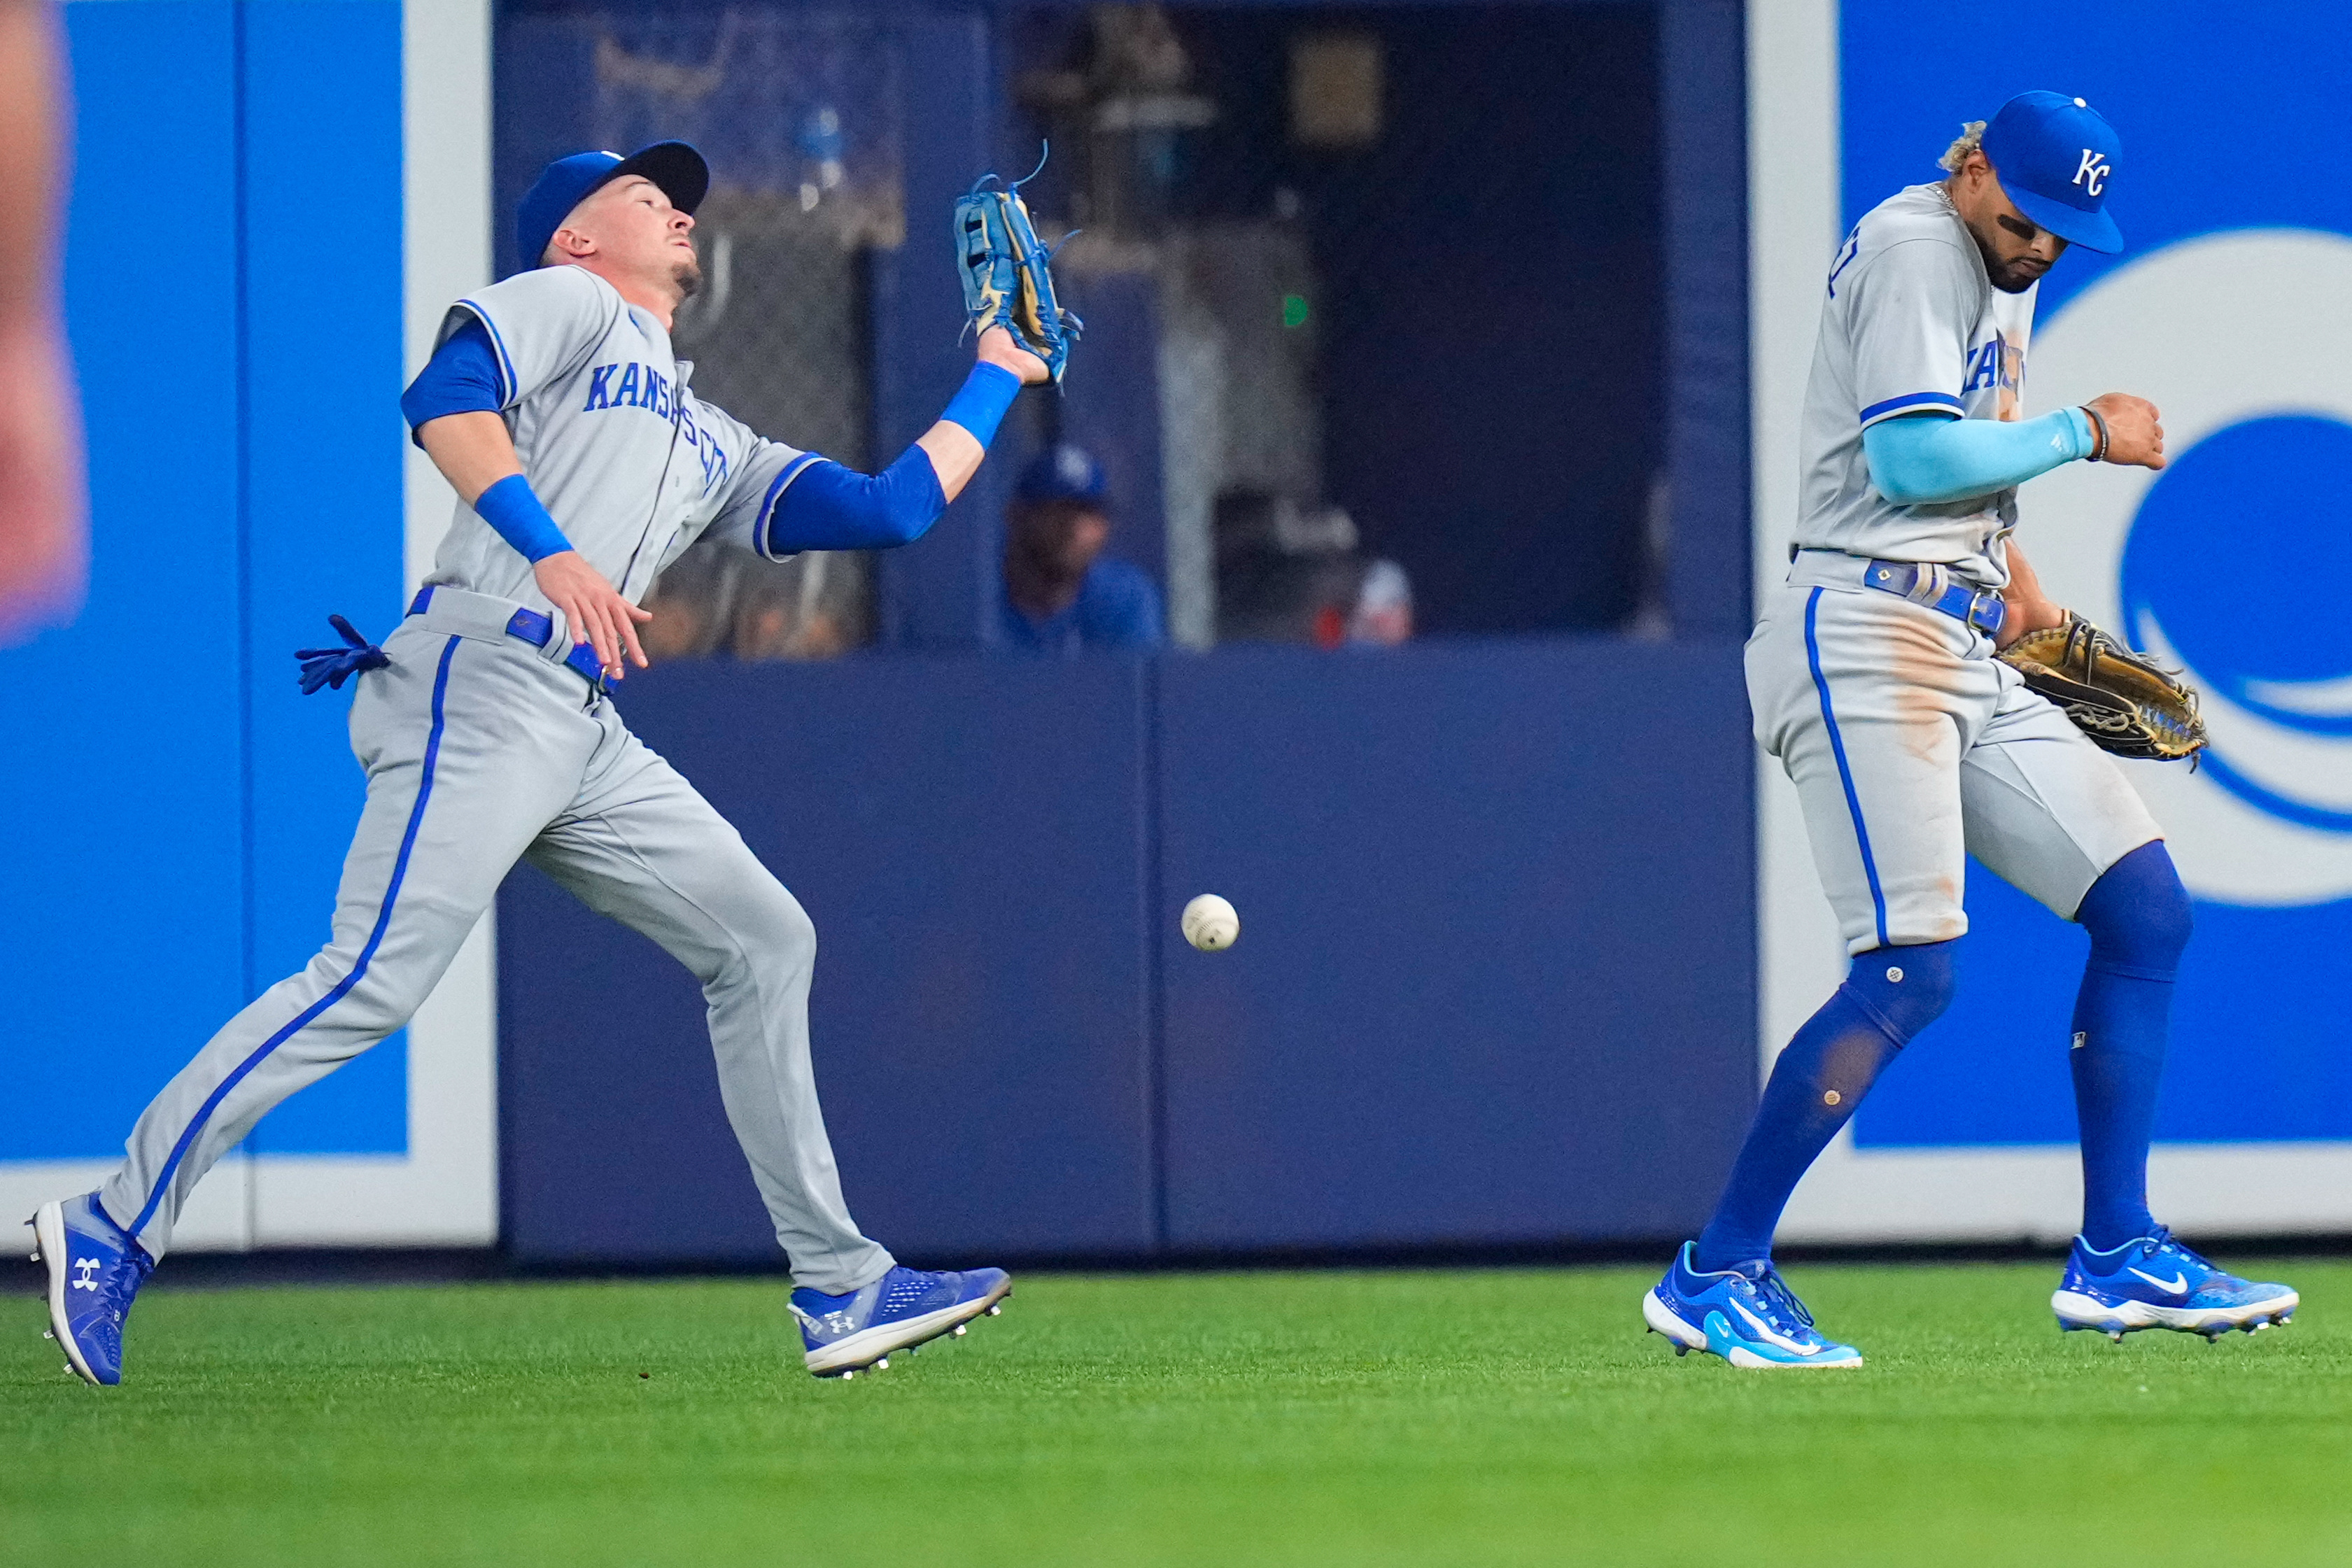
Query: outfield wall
xmin=496 ymin=644 xmax=1758 ymax=1263
xmin=0 ymin=0 xmax=497 ymax=1247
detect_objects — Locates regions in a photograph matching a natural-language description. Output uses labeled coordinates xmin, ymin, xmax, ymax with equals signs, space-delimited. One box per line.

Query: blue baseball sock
xmin=1693 ymin=939 xmax=1957 ymax=1273
xmin=2069 ymin=841 xmax=2192 ymax=1252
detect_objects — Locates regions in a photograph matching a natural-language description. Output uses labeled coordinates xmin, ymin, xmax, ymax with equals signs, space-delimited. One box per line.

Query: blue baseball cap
xmin=1015 ymin=444 xmax=1108 ymax=504
xmin=1979 ymin=91 xmax=2123 ymax=254
xmin=516 ymin=141 xmax=709 ymax=269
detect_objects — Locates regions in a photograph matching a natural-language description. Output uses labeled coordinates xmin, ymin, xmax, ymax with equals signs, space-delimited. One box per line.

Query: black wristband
xmin=2079 ymin=404 xmax=2109 ymax=462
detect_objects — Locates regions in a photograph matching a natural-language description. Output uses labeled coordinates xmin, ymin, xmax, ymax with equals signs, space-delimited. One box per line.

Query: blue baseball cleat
xmin=2052 ymin=1228 xmax=2297 ymax=1342
xmin=1642 ymin=1242 xmax=1864 ymax=1369
xmin=790 ymin=1264 xmax=1012 ymax=1378
xmin=29 ymin=1194 xmax=154 ymax=1387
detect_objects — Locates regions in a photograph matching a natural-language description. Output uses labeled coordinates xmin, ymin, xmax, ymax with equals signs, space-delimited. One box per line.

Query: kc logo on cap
xmin=1980 ymin=90 xmax=2125 ymax=254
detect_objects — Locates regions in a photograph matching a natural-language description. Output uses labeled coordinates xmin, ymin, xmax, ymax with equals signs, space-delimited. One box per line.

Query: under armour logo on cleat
xmin=71 ymin=1257 xmax=100 ymax=1291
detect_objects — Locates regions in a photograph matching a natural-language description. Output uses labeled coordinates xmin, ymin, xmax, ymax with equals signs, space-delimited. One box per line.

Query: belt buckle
xmin=1968 ymin=589 xmax=2004 ymax=635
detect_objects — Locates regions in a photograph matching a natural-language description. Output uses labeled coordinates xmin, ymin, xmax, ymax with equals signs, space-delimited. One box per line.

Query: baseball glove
xmin=956 ymin=151 xmax=1081 ymax=383
xmin=1997 ymin=612 xmax=2206 ymax=762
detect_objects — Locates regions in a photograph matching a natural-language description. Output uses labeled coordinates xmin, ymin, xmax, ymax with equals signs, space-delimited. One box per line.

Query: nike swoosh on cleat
xmin=2127 ymin=1268 xmax=2189 ymax=1295
xmin=1728 ymin=1297 xmax=1815 ymax=1355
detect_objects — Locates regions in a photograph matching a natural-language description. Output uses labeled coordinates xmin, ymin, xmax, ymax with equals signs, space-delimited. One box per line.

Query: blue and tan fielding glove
xmin=1997 ymin=612 xmax=2206 ymax=762
xmin=956 ymin=150 xmax=1082 ymax=383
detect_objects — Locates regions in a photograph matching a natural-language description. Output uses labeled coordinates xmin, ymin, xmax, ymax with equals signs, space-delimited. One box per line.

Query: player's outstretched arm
xmin=415 ymin=409 xmax=649 ymax=678
xmin=915 ymin=327 xmax=1050 ymax=502
xmin=748 ymin=326 xmax=1049 ymax=560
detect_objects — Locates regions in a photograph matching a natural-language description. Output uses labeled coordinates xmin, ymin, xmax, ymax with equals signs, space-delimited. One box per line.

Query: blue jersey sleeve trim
xmin=1858 ymin=391 xmax=1964 ymax=426
xmin=750 ymin=453 xmax=829 ymax=560
xmin=765 ymin=446 xmax=948 ymax=555
xmin=451 ymin=299 xmax=518 ymax=407
xmin=399 ymin=319 xmax=505 ymax=446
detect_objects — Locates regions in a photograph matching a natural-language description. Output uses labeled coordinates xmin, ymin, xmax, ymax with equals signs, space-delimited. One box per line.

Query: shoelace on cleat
xmin=99 ymin=1247 xmax=154 ymax=1331
xmin=2139 ymin=1226 xmax=2217 ymax=1278
xmin=1748 ymin=1264 xmax=1818 ymax=1333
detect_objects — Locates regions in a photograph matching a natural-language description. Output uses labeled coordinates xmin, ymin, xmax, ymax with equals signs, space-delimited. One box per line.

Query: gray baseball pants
xmin=1749 ymin=551 xmax=2163 ymax=954
xmin=97 ymin=587 xmax=895 ymax=1291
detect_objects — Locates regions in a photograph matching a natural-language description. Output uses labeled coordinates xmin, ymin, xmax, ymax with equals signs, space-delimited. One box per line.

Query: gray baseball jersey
xmin=427 ymin=265 xmax=821 ymax=607
xmin=1796 ymin=183 xmax=2038 ymax=590
xmin=91 ymin=267 xmax=892 ymax=1289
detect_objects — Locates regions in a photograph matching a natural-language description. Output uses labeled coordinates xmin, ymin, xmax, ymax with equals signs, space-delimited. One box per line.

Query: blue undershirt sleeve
xmin=766 ymin=446 xmax=949 ymax=554
xmin=1863 ymin=407 xmax=2094 ymax=506
xmin=399 ymin=318 xmax=505 ymax=445
xmin=759 ymin=361 xmax=1024 ymax=554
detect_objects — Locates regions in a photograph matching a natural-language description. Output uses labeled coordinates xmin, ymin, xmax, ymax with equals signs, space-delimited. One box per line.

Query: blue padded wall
xmin=0 ymin=1 xmax=409 ymax=1166
xmin=498 ymin=642 xmax=1755 ymax=1264
xmin=500 ymin=656 xmax=1160 ymax=1263
xmin=1 ymin=4 xmax=248 ymax=1160
xmin=1157 ymin=642 xmax=1756 ymax=1248
xmin=240 ymin=0 xmax=409 ymax=1155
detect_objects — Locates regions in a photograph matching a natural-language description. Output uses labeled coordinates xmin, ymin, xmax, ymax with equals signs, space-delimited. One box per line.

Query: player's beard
xmin=672 ymin=256 xmax=703 ymax=300
xmin=1986 ymin=255 xmax=2048 ymax=294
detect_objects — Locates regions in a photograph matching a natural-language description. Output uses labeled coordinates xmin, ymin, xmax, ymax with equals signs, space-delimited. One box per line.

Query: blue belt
xmin=408 ymin=586 xmax=609 ymax=688
xmin=1859 ymin=560 xmax=2006 ymax=637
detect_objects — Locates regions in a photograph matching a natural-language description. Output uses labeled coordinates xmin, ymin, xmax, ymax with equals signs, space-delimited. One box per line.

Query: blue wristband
xmin=940 ymin=362 xmax=1021 ymax=447
xmin=473 ymin=472 xmax=574 ymax=563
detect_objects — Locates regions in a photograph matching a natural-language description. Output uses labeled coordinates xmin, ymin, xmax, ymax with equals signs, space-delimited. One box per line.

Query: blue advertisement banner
xmin=1840 ymin=3 xmax=2352 ymax=1146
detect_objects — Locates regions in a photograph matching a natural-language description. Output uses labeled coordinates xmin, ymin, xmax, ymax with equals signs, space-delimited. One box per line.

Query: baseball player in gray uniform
xmin=1641 ymin=92 xmax=2297 ymax=1366
xmin=34 ymin=141 xmax=1045 ymax=1385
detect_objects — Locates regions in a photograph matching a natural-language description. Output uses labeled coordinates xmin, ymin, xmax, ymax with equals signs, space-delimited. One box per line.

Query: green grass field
xmin=6 ymin=1262 xmax=2349 ymax=1566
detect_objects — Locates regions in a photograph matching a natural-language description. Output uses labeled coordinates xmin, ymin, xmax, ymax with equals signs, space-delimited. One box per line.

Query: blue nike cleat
xmin=29 ymin=1194 xmax=155 ymax=1387
xmin=1642 ymin=1242 xmax=1864 ymax=1369
xmin=2052 ymin=1227 xmax=2297 ymax=1342
xmin=790 ymin=1264 xmax=1012 ymax=1378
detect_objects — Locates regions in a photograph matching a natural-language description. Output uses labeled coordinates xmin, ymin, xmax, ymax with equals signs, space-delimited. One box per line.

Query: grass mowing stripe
xmin=3 ymin=1264 xmax=2347 ymax=1566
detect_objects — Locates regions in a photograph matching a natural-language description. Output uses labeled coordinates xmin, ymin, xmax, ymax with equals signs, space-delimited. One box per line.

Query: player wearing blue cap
xmin=998 ymin=443 xmax=1164 ymax=654
xmin=31 ymin=141 xmax=1043 ymax=1385
xmin=1642 ymin=92 xmax=2298 ymax=1368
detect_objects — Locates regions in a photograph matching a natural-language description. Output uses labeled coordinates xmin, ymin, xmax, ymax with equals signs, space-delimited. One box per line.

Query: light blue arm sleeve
xmin=1863 ymin=407 xmax=2095 ymax=506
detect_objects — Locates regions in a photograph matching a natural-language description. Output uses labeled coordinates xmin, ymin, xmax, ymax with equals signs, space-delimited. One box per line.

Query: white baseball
xmin=1181 ymin=894 xmax=1239 ymax=952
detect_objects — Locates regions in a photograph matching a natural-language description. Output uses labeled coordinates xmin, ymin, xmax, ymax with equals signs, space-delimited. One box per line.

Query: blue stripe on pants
xmin=1804 ymin=587 xmax=1889 ymax=949
xmin=129 ymin=636 xmax=463 ymax=1238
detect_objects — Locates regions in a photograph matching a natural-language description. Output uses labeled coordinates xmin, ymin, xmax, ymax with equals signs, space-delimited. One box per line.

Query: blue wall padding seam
xmin=130 ymin=635 xmax=463 ymax=1238
xmin=1805 ymin=586 xmax=1889 ymax=949
xmin=1858 ymin=390 xmax=1963 ymax=424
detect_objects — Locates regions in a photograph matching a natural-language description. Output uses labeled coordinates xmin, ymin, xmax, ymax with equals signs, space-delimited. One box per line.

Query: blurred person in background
xmin=1213 ymin=490 xmax=1410 ymax=648
xmin=635 ymin=539 xmax=743 ymax=663
xmin=999 ymin=442 xmax=1163 ymax=654
xmin=0 ymin=0 xmax=86 ymax=644
xmin=1346 ymin=556 xmax=1413 ymax=647
xmin=732 ymin=549 xmax=859 ymax=659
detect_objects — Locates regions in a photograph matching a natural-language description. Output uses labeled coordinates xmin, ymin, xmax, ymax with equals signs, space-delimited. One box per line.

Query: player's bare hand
xmin=1994 ymin=540 xmax=2067 ymax=649
xmin=2083 ymin=393 xmax=2164 ymax=470
xmin=533 ymin=550 xmax=652 ymax=677
xmin=976 ymin=325 xmax=1050 ymax=386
